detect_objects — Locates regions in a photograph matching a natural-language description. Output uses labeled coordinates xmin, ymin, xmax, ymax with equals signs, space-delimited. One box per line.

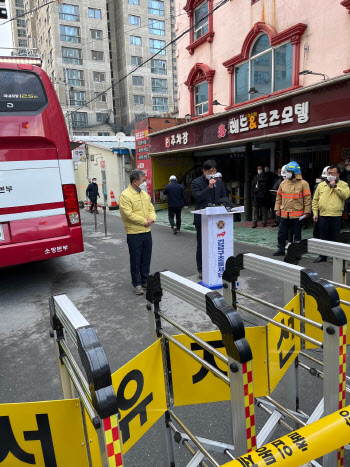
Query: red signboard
xmin=134 ymin=119 xmax=153 ymax=198
xmin=149 ymin=77 xmax=350 ymax=154
xmin=100 ymin=160 xmax=105 ymax=168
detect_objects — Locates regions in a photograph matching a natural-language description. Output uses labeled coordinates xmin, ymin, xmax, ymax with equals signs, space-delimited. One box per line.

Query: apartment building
xmin=11 ymin=0 xmax=114 ymax=138
xmin=108 ymin=0 xmax=178 ymax=133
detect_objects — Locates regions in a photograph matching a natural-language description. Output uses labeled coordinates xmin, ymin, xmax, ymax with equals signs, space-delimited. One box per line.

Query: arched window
xmin=235 ymin=34 xmax=293 ymax=104
xmin=185 ymin=63 xmax=215 ymax=117
xmin=223 ymin=22 xmax=307 ymax=107
xmin=184 ymin=0 xmax=214 ymax=55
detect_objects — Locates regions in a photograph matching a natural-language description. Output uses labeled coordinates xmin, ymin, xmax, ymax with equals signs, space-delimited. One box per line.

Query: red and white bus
xmin=0 ymin=57 xmax=84 ymax=267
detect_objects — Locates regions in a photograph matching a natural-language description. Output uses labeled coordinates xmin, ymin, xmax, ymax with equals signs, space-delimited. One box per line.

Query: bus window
xmin=0 ymin=69 xmax=47 ymax=112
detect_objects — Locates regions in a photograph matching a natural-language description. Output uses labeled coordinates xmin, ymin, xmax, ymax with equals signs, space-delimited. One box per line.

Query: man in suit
xmin=191 ymin=159 xmax=227 ymax=279
xmin=163 ymin=175 xmax=188 ymax=234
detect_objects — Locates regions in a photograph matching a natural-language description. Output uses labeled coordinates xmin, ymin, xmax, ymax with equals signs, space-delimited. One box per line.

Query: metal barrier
xmin=222 ymin=252 xmax=347 ymax=467
xmin=49 ymin=293 xmax=123 ymax=467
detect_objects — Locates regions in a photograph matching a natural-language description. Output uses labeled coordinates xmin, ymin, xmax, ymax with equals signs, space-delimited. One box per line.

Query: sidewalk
xmin=109 ymin=205 xmax=315 ymax=250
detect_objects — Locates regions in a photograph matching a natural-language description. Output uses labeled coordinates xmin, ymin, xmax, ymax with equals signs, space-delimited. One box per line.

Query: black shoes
xmin=273 ymin=250 xmax=285 ymax=256
xmin=252 ymin=223 xmax=257 ymax=229
xmin=261 ymin=223 xmax=267 ymax=227
xmin=313 ymin=256 xmax=327 ymax=263
xmin=173 ymin=227 xmax=177 ymax=235
xmin=272 ymin=223 xmax=279 ymax=227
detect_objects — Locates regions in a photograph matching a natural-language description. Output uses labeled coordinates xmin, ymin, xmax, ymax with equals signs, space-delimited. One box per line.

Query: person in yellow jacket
xmin=119 ymin=169 xmax=157 ymax=295
xmin=312 ymin=165 xmax=350 ymax=263
xmin=273 ymin=161 xmax=312 ymax=256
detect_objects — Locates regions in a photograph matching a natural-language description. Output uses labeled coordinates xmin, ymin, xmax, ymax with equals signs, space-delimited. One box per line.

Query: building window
xmin=194 ymin=2 xmax=208 ymax=40
xmin=130 ymin=35 xmax=142 ymax=46
xmin=184 ymin=0 xmax=214 ymax=55
xmin=91 ymin=50 xmax=104 ymax=61
xmin=47 ymin=6 xmax=50 ymax=21
xmin=152 ymin=97 xmax=168 ymax=111
xmin=223 ymin=22 xmax=307 ymax=107
xmin=18 ymin=29 xmax=26 ymax=37
xmin=15 ymin=0 xmax=24 ymax=6
xmin=151 ymin=59 xmax=166 ymax=74
xmin=58 ymin=4 xmax=79 ymax=21
xmin=148 ymin=0 xmax=164 ymax=15
xmin=72 ymin=112 xmax=88 ymax=128
xmin=18 ymin=39 xmax=27 ymax=47
xmin=194 ymin=81 xmax=208 ymax=115
xmin=133 ymin=95 xmax=145 ymax=105
xmin=95 ymin=92 xmax=107 ymax=103
xmin=98 ymin=132 xmax=110 ymax=136
xmin=131 ymin=55 xmax=142 ymax=66
xmin=128 ymin=0 xmax=140 ymax=4
xmin=96 ymin=113 xmax=108 ymax=122
xmin=65 ymin=69 xmax=84 ymax=86
xmin=74 ymin=131 xmax=89 ymax=136
xmin=60 ymin=25 xmax=81 ymax=43
xmin=148 ymin=19 xmax=165 ymax=36
xmin=16 ymin=19 xmax=25 ymax=28
xmin=185 ymin=62 xmax=215 ymax=117
xmin=132 ymin=76 xmax=144 ymax=86
xmin=152 ymin=78 xmax=167 ymax=93
xmin=93 ymin=71 xmax=106 ymax=82
xmin=149 ymin=39 xmax=165 ymax=54
xmin=129 ymin=15 xmax=141 ymax=26
xmin=49 ymin=50 xmax=53 ymax=66
xmin=70 ymin=91 xmax=86 ymax=106
xmin=90 ymin=29 xmax=103 ymax=40
xmin=16 ymin=8 xmax=25 ymax=16
xmin=51 ymin=71 xmax=55 ymax=83
xmin=234 ymin=35 xmax=293 ymax=104
xmin=62 ymin=47 xmax=83 ymax=65
xmin=88 ymin=8 xmax=101 ymax=19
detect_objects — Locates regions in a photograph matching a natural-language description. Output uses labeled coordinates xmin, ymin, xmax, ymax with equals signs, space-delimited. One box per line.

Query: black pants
xmin=318 ymin=216 xmax=342 ymax=260
xmin=195 ymin=225 xmax=202 ymax=272
xmin=90 ymin=198 xmax=97 ymax=211
xmin=168 ymin=206 xmax=182 ymax=230
xmin=277 ymin=217 xmax=302 ymax=252
xmin=126 ymin=232 xmax=152 ymax=287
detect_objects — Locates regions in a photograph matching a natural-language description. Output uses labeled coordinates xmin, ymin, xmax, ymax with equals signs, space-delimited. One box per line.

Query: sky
xmin=0 ymin=0 xmax=13 ymax=56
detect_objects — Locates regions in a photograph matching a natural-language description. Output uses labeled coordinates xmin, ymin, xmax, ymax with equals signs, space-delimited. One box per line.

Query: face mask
xmin=206 ymin=174 xmax=215 ymax=180
xmin=257 ymin=170 xmax=263 ymax=175
xmin=139 ymin=181 xmax=147 ymax=191
xmin=327 ymin=175 xmax=337 ymax=182
xmin=92 ymin=180 xmax=96 ymax=184
xmin=285 ymin=173 xmax=293 ymax=179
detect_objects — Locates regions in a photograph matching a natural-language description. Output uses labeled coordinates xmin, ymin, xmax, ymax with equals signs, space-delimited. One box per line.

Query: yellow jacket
xmin=119 ymin=185 xmax=157 ymax=234
xmin=274 ymin=174 xmax=312 ymax=218
xmin=312 ymin=180 xmax=350 ymax=217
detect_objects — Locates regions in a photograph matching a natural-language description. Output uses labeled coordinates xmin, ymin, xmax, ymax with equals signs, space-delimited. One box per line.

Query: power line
xmin=0 ymin=0 xmax=56 ymax=26
xmin=65 ymin=0 xmax=229 ymax=119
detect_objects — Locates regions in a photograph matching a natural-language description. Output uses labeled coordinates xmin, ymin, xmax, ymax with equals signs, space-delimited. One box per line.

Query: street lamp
xmin=299 ymin=70 xmax=329 ymax=80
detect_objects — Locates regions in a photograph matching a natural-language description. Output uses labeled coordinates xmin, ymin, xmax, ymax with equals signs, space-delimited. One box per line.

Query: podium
xmin=192 ymin=206 xmax=244 ymax=289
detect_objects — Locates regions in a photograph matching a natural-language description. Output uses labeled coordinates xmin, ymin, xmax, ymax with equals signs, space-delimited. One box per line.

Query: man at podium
xmin=191 ymin=159 xmax=227 ymax=279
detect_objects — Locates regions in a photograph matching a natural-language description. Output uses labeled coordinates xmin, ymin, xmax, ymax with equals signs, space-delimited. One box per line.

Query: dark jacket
xmin=251 ymin=173 xmax=269 ymax=207
xmin=191 ymin=174 xmax=227 ymax=227
xmin=272 ymin=175 xmax=283 ymax=192
xmin=86 ymin=182 xmax=100 ymax=199
xmin=163 ymin=181 xmax=187 ymax=208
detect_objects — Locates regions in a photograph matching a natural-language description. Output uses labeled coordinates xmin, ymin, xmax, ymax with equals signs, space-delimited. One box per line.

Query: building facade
xmin=108 ymin=0 xmax=178 ymax=134
xmin=146 ymin=0 xmax=350 ymax=217
xmin=11 ymin=0 xmax=114 ymax=138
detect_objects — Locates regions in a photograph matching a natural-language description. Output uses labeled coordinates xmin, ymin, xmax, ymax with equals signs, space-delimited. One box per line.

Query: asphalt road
xmin=0 ymin=210 xmax=348 ymax=466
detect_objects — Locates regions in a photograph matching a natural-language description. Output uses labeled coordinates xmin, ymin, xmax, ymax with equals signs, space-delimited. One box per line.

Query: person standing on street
xmin=192 ymin=159 xmax=227 ymax=279
xmin=163 ymin=175 xmax=188 ymax=234
xmin=251 ymin=166 xmax=269 ymax=228
xmin=86 ymin=177 xmax=100 ymax=213
xmin=273 ymin=161 xmax=312 ymax=256
xmin=119 ymin=169 xmax=157 ymax=295
xmin=312 ymin=165 xmax=350 ymax=263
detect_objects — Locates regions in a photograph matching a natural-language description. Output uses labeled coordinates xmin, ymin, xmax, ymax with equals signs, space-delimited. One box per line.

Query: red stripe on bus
xmin=0 ymin=202 xmax=64 ymax=215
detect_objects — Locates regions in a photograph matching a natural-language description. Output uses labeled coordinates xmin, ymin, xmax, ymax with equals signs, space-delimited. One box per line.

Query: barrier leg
xmin=51 ymin=328 xmax=75 ymax=399
xmin=147 ymin=279 xmax=176 ymax=467
xmin=323 ymin=322 xmax=347 ymax=467
xmin=333 ymin=257 xmax=346 ymax=285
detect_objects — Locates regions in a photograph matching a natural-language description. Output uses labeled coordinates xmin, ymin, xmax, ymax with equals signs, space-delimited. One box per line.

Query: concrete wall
xmin=176 ymin=0 xmax=350 ymax=117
